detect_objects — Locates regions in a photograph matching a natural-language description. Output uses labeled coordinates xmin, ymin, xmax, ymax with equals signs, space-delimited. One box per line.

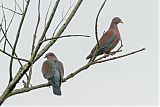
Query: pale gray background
xmin=0 ymin=0 xmax=158 ymax=106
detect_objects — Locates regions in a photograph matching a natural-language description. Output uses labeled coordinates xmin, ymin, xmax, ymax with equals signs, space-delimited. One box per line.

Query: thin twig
xmin=1 ymin=0 xmax=7 ymax=31
xmin=52 ymin=3 xmax=74 ymax=36
xmin=14 ymin=0 xmax=23 ymax=13
xmin=1 ymin=1 xmax=8 ymax=51
xmin=0 ymin=35 xmax=4 ymax=43
xmin=3 ymin=37 xmax=6 ymax=51
xmin=40 ymin=34 xmax=90 ymax=43
xmin=44 ymin=1 xmax=52 ymax=27
xmin=117 ymin=38 xmax=123 ymax=51
xmin=22 ymin=0 xmax=24 ymax=12
xmin=0 ymin=6 xmax=22 ymax=15
xmin=0 ymin=49 xmax=30 ymax=62
xmin=6 ymin=0 xmax=16 ymax=31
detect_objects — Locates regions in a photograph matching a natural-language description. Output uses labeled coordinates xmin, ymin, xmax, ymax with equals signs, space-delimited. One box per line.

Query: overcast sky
xmin=0 ymin=0 xmax=159 ymax=106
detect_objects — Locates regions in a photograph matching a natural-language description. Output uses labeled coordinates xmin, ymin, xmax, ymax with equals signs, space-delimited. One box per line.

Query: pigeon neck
xmin=109 ymin=23 xmax=118 ymax=30
xmin=48 ymin=57 xmax=58 ymax=61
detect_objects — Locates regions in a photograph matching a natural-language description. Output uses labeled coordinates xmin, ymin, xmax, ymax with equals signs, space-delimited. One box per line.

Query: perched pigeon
xmin=42 ymin=52 xmax=64 ymax=96
xmin=86 ymin=17 xmax=123 ymax=59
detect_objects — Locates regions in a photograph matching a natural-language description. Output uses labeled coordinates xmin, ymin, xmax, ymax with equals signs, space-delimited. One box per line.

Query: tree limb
xmin=8 ymin=48 xmax=146 ymax=97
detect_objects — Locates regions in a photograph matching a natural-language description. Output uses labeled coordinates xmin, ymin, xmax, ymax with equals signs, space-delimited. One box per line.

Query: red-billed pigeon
xmin=42 ymin=52 xmax=64 ymax=96
xmin=86 ymin=17 xmax=123 ymax=59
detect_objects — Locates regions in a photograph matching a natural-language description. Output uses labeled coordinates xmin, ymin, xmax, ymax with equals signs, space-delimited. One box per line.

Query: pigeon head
xmin=112 ymin=17 xmax=123 ymax=24
xmin=44 ymin=52 xmax=58 ymax=60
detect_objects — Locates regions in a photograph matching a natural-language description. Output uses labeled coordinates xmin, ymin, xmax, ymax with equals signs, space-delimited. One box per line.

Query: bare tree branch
xmin=1 ymin=1 xmax=17 ymax=52
xmin=0 ymin=35 xmax=4 ymax=43
xmin=27 ymin=0 xmax=41 ymax=87
xmin=0 ymin=1 xmax=17 ymax=54
xmin=6 ymin=0 xmax=16 ymax=31
xmin=94 ymin=49 xmax=122 ymax=62
xmin=44 ymin=1 xmax=52 ymax=27
xmin=0 ymin=6 xmax=22 ymax=15
xmin=33 ymin=0 xmax=84 ymax=63
xmin=22 ymin=0 xmax=25 ymax=12
xmin=90 ymin=0 xmax=107 ymax=62
xmin=64 ymin=48 xmax=146 ymax=81
xmin=95 ymin=0 xmax=107 ymax=47
xmin=31 ymin=0 xmax=61 ymax=60
xmin=14 ymin=0 xmax=23 ymax=13
xmin=1 ymin=27 xmax=30 ymax=80
xmin=0 ymin=0 xmax=146 ymax=105
xmin=40 ymin=34 xmax=90 ymax=43
xmin=0 ymin=0 xmax=84 ymax=105
xmin=1 ymin=0 xmax=7 ymax=31
xmin=93 ymin=48 xmax=146 ymax=64
xmin=0 ymin=49 xmax=30 ymax=62
xmin=9 ymin=0 xmax=31 ymax=82
xmin=8 ymin=48 xmax=146 ymax=97
xmin=52 ymin=3 xmax=74 ymax=36
xmin=9 ymin=83 xmax=50 ymax=97
xmin=1 ymin=27 xmax=23 ymax=67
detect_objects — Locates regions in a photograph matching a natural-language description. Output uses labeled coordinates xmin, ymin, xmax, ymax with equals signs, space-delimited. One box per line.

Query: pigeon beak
xmin=120 ymin=21 xmax=123 ymax=24
xmin=44 ymin=56 xmax=47 ymax=58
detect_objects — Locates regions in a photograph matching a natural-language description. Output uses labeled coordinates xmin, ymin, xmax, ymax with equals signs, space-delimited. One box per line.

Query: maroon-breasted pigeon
xmin=42 ymin=52 xmax=64 ymax=96
xmin=86 ymin=17 xmax=123 ymax=59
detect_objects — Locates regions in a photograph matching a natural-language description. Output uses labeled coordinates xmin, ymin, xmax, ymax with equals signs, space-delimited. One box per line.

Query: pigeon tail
xmin=52 ymin=85 xmax=61 ymax=96
xmin=52 ymin=70 xmax=62 ymax=96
